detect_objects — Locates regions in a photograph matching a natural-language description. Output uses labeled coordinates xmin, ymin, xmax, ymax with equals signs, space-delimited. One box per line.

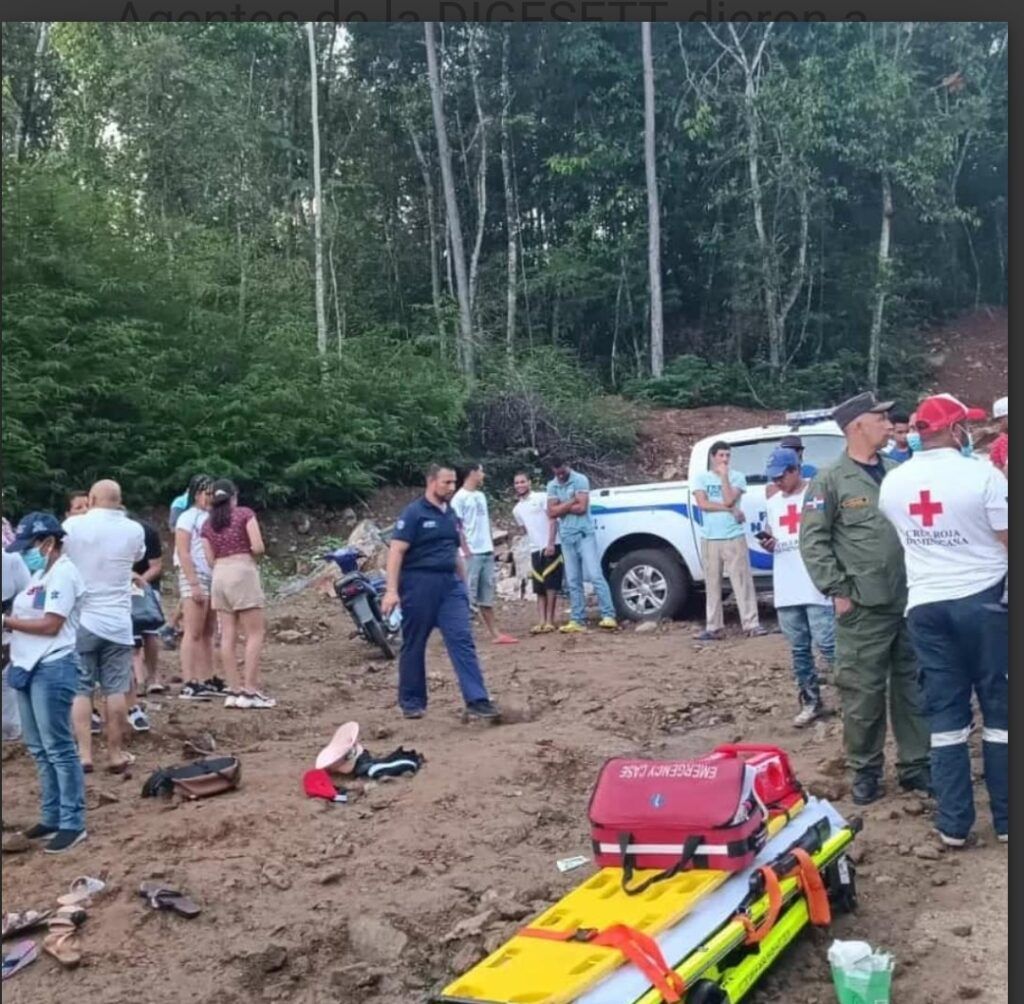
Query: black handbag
xmin=131 ymin=584 xmax=165 ymax=633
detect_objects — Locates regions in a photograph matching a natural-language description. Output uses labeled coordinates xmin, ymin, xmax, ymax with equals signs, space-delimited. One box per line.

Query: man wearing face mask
xmin=879 ymin=395 xmax=1008 ymax=847
xmin=800 ymin=392 xmax=931 ymax=806
xmin=3 ymin=513 xmax=88 ymax=853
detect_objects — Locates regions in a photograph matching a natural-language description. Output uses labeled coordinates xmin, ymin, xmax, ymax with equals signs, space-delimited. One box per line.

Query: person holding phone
xmin=760 ymin=448 xmax=833 ymax=727
xmin=692 ymin=442 xmax=766 ymax=640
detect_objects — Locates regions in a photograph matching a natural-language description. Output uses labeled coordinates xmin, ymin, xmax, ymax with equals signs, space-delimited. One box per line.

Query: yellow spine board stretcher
xmin=632 ymin=824 xmax=856 ymax=1004
xmin=436 ymin=802 xmax=805 ymax=1004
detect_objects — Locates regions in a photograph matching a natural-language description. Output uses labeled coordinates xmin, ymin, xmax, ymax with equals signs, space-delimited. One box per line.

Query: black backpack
xmin=141 ymin=757 xmax=241 ymax=800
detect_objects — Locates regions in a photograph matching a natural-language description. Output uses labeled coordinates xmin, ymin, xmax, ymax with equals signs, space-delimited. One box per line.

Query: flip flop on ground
xmin=2 ymin=940 xmax=38 ymax=980
xmin=139 ymin=883 xmax=201 ymax=918
xmin=2 ymin=909 xmax=52 ymax=940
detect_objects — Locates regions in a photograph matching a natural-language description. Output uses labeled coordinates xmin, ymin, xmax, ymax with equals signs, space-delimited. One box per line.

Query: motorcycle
xmin=323 ymin=547 xmax=401 ymax=660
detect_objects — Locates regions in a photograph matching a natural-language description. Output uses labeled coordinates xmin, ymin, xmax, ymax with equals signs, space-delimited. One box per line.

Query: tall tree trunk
xmin=14 ymin=22 xmax=50 ymax=161
xmin=867 ymin=171 xmax=894 ymax=391
xmin=425 ymin=21 xmax=474 ymax=379
xmin=499 ymin=24 xmax=518 ymax=360
xmin=407 ymin=123 xmax=444 ymax=339
xmin=328 ymin=241 xmax=344 ymax=356
xmin=741 ymin=70 xmax=783 ymax=373
xmin=467 ymin=25 xmax=488 ymax=326
xmin=641 ymin=22 xmax=664 ymax=378
xmin=306 ymin=23 xmax=328 ymax=365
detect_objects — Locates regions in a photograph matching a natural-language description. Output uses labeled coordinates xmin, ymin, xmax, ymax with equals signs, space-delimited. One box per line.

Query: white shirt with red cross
xmin=878 ymin=448 xmax=1008 ymax=612
xmin=766 ymin=484 xmax=831 ymax=608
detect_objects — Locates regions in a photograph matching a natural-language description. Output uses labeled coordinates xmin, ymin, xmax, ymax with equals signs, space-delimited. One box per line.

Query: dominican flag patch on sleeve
xmin=804 ymin=496 xmax=826 ymax=512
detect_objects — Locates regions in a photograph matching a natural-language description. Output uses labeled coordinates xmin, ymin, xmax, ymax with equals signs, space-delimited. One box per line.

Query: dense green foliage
xmin=1 ymin=22 xmax=1007 ymax=509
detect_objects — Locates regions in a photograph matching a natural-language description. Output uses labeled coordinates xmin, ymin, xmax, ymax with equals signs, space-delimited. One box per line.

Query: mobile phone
xmin=755 ymin=530 xmax=772 ymax=542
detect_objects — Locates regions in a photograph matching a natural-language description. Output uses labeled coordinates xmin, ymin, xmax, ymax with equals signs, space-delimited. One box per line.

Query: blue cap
xmin=765 ymin=447 xmax=801 ymax=480
xmin=5 ymin=511 xmax=65 ymax=552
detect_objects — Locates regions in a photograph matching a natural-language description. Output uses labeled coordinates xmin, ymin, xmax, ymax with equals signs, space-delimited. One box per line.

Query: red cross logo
xmin=779 ymin=504 xmax=802 ymax=535
xmin=909 ymin=490 xmax=943 ymax=527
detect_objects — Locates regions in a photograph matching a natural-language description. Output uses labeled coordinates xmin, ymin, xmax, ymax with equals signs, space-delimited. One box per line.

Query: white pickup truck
xmin=591 ymin=411 xmax=848 ymax=621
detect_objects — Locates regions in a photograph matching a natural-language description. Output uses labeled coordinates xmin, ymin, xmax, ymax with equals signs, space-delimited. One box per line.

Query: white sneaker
xmin=792 ymin=703 xmax=822 ymax=728
xmin=241 ymin=691 xmax=276 ymax=709
xmin=127 ymin=705 xmax=151 ymax=732
xmin=936 ymin=830 xmax=969 ymax=848
xmin=998 ymin=833 xmax=1008 ymax=844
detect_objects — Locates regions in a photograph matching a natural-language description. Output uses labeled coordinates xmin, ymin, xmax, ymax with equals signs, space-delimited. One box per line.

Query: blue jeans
xmin=907 ymin=580 xmax=1008 ymax=839
xmin=398 ymin=571 xmax=491 ymax=713
xmin=16 ymin=653 xmax=86 ymax=832
xmin=561 ymin=530 xmax=616 ymax=623
xmin=776 ymin=604 xmax=835 ymax=707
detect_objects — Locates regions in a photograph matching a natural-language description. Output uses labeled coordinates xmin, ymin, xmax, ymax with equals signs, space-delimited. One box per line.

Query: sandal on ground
xmin=182 ymin=733 xmax=216 ymax=758
xmin=694 ymin=629 xmax=725 ymax=641
xmin=2 ymin=939 xmax=38 ymax=980
xmin=529 ymin=623 xmax=547 ymax=635
xmin=57 ymin=876 xmax=106 ymax=908
xmin=138 ymin=882 xmax=201 ymax=918
xmin=106 ymin=752 xmax=137 ymax=775
xmin=42 ymin=926 xmax=82 ymax=968
xmin=493 ymin=633 xmax=519 ymax=645
xmin=2 ymin=909 xmax=52 ymax=940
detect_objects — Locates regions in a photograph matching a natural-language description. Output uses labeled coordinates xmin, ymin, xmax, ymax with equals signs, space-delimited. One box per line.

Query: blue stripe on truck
xmin=591 ymin=501 xmax=774 ymax=570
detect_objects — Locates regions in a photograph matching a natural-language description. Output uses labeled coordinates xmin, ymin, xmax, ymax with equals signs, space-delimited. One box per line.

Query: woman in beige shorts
xmin=200 ymin=480 xmax=274 ymax=709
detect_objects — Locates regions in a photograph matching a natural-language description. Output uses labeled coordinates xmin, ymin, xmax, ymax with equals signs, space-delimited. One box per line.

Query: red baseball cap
xmin=914 ymin=393 xmax=986 ymax=432
xmin=302 ymin=768 xmax=347 ymax=802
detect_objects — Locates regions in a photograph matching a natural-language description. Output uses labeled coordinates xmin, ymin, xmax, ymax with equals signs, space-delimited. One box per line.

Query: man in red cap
xmin=879 ymin=394 xmax=1008 ymax=847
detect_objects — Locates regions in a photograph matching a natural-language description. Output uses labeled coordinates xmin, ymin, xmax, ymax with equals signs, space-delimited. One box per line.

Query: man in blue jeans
xmin=761 ymin=448 xmax=834 ymax=727
xmin=546 ymin=458 xmax=617 ymax=634
xmin=382 ymin=464 xmax=499 ymax=721
xmin=879 ymin=394 xmax=1008 ymax=847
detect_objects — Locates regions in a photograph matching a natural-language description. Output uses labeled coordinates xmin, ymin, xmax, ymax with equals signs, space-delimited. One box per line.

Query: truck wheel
xmin=610 ymin=548 xmax=688 ymax=622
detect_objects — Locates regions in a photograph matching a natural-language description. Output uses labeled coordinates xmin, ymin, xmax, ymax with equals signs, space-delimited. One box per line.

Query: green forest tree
xmin=1 ymin=21 xmax=1007 ymax=510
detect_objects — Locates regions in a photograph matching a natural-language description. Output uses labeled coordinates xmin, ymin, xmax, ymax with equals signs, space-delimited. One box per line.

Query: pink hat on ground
xmin=315 ymin=722 xmax=363 ymax=774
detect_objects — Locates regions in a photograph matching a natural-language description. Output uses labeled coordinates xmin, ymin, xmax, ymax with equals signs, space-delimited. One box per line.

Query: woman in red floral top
xmin=201 ymin=480 xmax=274 ymax=709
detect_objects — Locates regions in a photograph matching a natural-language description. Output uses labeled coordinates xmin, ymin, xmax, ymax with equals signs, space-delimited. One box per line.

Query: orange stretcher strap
xmin=790 ymin=847 xmax=832 ymax=926
xmin=739 ymin=866 xmax=783 ymax=945
xmin=519 ymin=924 xmax=686 ymax=1003
xmin=737 ymin=845 xmax=833 ymax=946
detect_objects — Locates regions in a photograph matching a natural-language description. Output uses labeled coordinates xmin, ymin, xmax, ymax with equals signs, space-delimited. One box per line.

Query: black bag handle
xmin=618 ymin=832 xmax=703 ymax=896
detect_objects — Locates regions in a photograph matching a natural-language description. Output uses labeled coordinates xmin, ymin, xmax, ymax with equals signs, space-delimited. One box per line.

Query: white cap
xmin=993 ymin=396 xmax=1008 ymax=419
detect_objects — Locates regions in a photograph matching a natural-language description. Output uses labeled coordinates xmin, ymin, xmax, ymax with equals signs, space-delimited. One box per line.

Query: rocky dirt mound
xmin=921 ymin=306 xmax=1007 ymax=408
xmin=629 ymin=405 xmax=783 ymax=482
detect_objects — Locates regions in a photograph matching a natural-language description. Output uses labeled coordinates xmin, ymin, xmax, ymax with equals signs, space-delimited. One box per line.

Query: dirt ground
xmin=1 ymin=588 xmax=1007 ymax=1004
xmin=922 ymin=305 xmax=1008 ymax=407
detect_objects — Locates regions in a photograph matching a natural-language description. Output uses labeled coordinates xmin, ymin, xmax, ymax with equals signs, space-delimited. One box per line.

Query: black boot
xmin=851 ymin=771 xmax=883 ymax=806
xmin=899 ymin=771 xmax=933 ymax=797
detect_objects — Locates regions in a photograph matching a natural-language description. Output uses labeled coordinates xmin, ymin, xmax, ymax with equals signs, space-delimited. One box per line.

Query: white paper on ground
xmin=577 ymin=797 xmax=849 ymax=1004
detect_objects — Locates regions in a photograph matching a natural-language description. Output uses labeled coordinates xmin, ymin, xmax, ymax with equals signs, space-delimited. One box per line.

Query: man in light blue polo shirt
xmin=546 ymin=458 xmax=617 ymax=634
xmin=692 ymin=440 xmax=765 ymax=641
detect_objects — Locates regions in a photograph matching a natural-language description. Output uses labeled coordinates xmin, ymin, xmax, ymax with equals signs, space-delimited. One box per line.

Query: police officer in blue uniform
xmin=382 ymin=464 xmax=500 ymax=721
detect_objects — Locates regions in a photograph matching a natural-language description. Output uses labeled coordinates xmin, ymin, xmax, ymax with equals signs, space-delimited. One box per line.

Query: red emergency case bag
xmin=701 ymin=743 xmax=805 ymax=818
xmin=588 ymin=756 xmax=767 ymax=895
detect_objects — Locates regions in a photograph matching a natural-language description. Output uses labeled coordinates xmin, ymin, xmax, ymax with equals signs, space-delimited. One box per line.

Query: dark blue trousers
xmin=907 ymin=579 xmax=1008 ymax=839
xmin=398 ymin=571 xmax=490 ymax=713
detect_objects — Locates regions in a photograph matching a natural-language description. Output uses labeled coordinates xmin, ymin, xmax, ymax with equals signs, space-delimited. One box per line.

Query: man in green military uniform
xmin=799 ymin=392 xmax=931 ymax=805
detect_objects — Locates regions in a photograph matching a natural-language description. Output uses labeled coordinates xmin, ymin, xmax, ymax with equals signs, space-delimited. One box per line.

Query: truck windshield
xmin=713 ymin=433 xmax=846 ymax=484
